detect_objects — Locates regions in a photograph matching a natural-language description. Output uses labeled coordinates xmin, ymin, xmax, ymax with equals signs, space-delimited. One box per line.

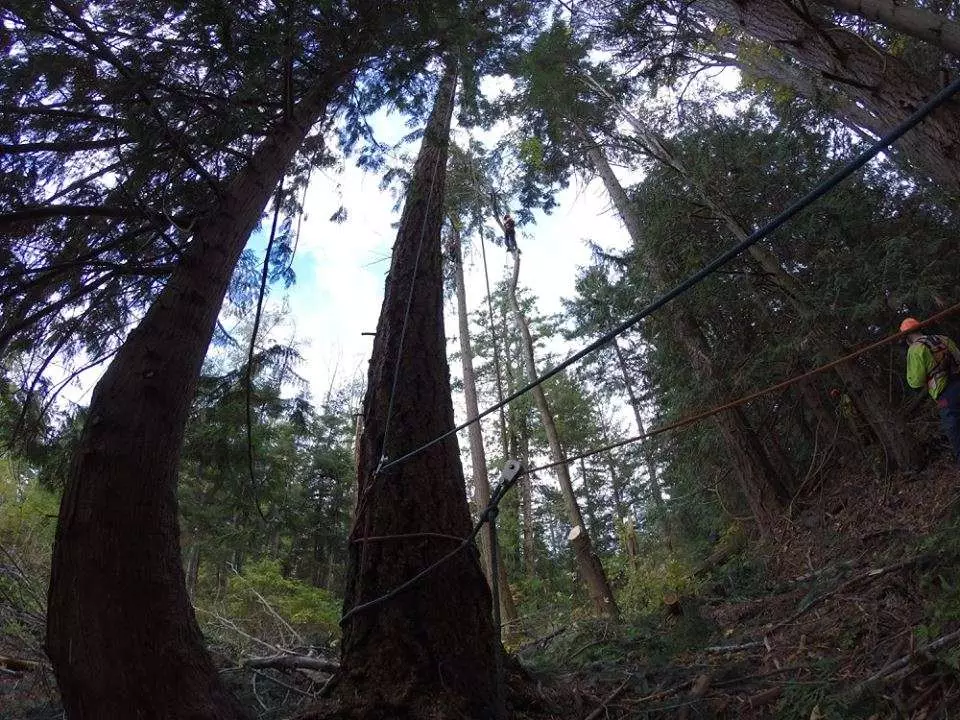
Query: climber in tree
xmin=503 ymin=212 xmax=518 ymax=253
xmin=902 ymin=316 xmax=960 ymax=464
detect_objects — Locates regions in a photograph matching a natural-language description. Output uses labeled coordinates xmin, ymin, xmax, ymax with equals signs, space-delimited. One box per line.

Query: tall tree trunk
xmin=500 ymin=296 xmax=537 ymax=576
xmin=809 ymin=0 xmax=960 ymax=56
xmin=449 ymin=222 xmax=519 ymax=636
xmin=480 ymin=234 xmax=512 ymax=462
xmin=518 ymin=413 xmax=537 ymax=578
xmin=337 ymin=63 xmax=501 ymax=720
xmin=581 ymin=136 xmax=789 ymax=530
xmin=697 ymin=0 xmax=960 ymax=193
xmin=506 ymin=256 xmax=620 ymax=620
xmin=45 ymin=62 xmax=357 ymax=720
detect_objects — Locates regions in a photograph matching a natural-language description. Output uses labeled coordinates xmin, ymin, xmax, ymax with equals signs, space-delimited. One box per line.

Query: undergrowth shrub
xmin=615 ymin=550 xmax=701 ymax=619
xmin=0 ymin=462 xmax=58 ymax=652
xmin=199 ymin=559 xmax=341 ymax=658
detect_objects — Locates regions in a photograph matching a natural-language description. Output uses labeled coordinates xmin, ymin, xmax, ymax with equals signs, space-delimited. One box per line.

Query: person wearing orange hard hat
xmin=902 ymin=316 xmax=960 ymax=464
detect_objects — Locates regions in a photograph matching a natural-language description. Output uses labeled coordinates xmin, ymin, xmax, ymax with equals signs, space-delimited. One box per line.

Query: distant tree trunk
xmin=46 ymin=61 xmax=358 ymax=720
xmin=500 ymin=299 xmax=537 ymax=576
xmin=601 ymin=445 xmax=628 ymax=525
xmin=479 ymin=234 xmax=512 ymax=462
xmin=337 ymin=62 xmax=501 ymax=720
xmin=578 ymin=457 xmax=604 ymax=545
xmin=611 ymin=338 xmax=665 ymax=508
xmin=697 ymin=0 xmax=960 ymax=193
xmin=581 ymin=136 xmax=789 ymax=531
xmin=795 ymin=373 xmax=837 ymax=434
xmin=518 ymin=414 xmax=537 ymax=577
xmin=507 ymin=256 xmax=620 ymax=621
xmin=449 ymin=222 xmax=520 ymax=636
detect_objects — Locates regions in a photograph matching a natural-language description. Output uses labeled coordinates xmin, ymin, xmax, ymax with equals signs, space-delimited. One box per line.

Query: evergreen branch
xmin=0 ymin=104 xmax=124 ymax=123
xmin=0 ymin=137 xmax=133 ymax=153
xmin=0 ymin=204 xmax=147 ymax=230
xmin=47 ymin=0 xmax=224 ymax=196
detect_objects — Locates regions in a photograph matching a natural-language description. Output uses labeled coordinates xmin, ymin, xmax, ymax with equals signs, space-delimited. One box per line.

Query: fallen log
xmin=517 ymin=626 xmax=567 ymax=655
xmin=768 ymin=555 xmax=925 ymax=634
xmin=702 ymin=641 xmax=765 ymax=654
xmin=678 ymin=674 xmax=711 ymax=720
xmin=245 ymin=654 xmax=339 ymax=673
xmin=847 ymin=627 xmax=960 ymax=699
xmin=584 ymin=676 xmax=632 ymax=720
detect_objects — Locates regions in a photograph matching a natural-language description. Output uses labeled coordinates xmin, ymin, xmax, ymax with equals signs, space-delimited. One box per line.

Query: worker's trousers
xmin=937 ymin=378 xmax=960 ymax=464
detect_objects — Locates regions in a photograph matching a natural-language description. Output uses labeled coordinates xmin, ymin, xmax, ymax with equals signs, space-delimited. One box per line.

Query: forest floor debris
xmin=3 ymin=462 xmax=960 ymax=719
xmin=512 ymin=460 xmax=960 ymax=719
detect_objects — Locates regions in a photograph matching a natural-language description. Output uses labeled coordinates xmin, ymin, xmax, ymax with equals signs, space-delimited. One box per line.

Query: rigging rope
xmin=526 ymin=301 xmax=960 ymax=476
xmin=335 ymin=303 xmax=960 ymax=627
xmin=376 ymin=74 xmax=960 ymax=476
xmin=245 ymin=180 xmax=285 ymax=523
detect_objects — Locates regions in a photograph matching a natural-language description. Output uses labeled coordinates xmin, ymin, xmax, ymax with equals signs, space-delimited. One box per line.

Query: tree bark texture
xmin=810 ymin=0 xmax=960 ymax=56
xmin=46 ymin=63 xmax=357 ymax=719
xmin=507 ymin=256 xmax=620 ymax=621
xmin=450 ymin=224 xmax=519 ymax=634
xmin=582 ymin=137 xmax=789 ymax=529
xmin=338 ymin=63 xmax=501 ymax=720
xmin=698 ymin=0 xmax=960 ymax=194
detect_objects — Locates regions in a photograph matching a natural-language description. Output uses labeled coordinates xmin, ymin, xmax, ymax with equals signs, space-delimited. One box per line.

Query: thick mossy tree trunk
xmin=698 ymin=0 xmax=960 ymax=194
xmin=582 ymin=138 xmax=790 ymax=531
xmin=46 ymin=64 xmax=357 ymax=719
xmin=336 ymin=62 xmax=501 ymax=720
xmin=449 ymin=223 xmax=520 ymax=636
xmin=507 ymin=257 xmax=620 ymax=621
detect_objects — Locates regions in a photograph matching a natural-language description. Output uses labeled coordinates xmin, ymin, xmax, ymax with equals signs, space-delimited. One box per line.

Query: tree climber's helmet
xmin=900 ymin=317 xmax=922 ymax=334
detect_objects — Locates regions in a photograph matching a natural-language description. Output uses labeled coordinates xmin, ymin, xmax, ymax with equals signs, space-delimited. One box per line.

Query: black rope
xmin=377 ymin=75 xmax=960 ymax=475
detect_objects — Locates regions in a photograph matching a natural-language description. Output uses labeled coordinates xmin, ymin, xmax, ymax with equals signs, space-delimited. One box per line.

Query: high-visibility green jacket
xmin=906 ymin=334 xmax=960 ymax=399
